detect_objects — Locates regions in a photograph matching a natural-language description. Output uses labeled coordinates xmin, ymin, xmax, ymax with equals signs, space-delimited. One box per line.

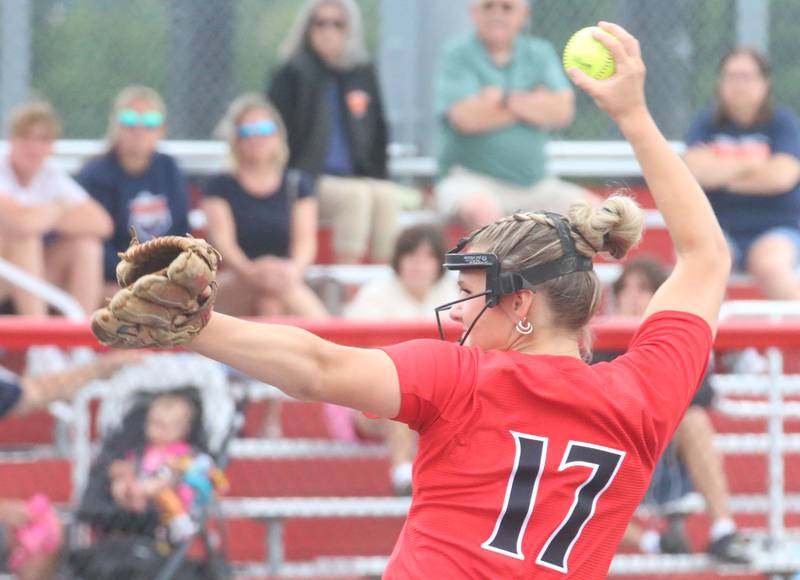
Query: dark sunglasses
xmin=117 ymin=109 xmax=164 ymax=129
xmin=238 ymin=119 xmax=277 ymax=139
xmin=480 ymin=1 xmax=516 ymax=13
xmin=311 ymin=17 xmax=347 ymax=30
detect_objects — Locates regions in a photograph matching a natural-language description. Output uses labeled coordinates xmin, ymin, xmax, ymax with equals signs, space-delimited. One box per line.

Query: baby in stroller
xmin=68 ymin=354 xmax=238 ymax=580
xmin=108 ymin=392 xmax=228 ymax=542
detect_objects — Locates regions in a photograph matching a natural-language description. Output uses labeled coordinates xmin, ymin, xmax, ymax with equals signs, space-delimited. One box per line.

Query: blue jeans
xmin=726 ymin=226 xmax=800 ymax=272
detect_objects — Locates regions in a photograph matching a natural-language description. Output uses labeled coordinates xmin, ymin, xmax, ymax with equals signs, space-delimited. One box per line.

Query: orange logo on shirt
xmin=346 ymin=90 xmax=370 ymax=118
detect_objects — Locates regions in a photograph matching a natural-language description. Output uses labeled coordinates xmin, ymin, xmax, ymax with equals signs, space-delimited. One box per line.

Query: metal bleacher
xmin=1 ymin=140 xmax=792 ymax=579
xmin=0 ymin=138 xmax=688 ymax=179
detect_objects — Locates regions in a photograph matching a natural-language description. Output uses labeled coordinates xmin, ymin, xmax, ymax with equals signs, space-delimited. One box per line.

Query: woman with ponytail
xmin=141 ymin=22 xmax=730 ymax=579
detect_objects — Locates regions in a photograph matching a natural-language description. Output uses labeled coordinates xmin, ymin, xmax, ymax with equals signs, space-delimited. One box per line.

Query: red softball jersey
xmin=379 ymin=310 xmax=712 ymax=579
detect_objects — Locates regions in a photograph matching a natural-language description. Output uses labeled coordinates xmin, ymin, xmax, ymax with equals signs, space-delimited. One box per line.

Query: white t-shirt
xmin=0 ymin=155 xmax=88 ymax=206
xmin=344 ymin=274 xmax=459 ymax=320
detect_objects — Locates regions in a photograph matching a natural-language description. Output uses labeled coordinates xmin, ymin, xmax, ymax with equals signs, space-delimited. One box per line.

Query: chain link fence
xmin=1 ymin=0 xmax=797 ymax=149
xmin=1 ymin=1 xmax=796 ymax=146
xmin=2 ymin=4 xmax=800 ymax=576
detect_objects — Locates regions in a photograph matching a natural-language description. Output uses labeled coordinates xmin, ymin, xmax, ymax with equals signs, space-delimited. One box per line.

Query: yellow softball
xmin=563 ymin=26 xmax=616 ymax=80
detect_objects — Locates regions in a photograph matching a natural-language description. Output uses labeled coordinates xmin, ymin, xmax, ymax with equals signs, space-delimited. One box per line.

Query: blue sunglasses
xmin=238 ymin=119 xmax=278 ymax=139
xmin=117 ymin=109 xmax=164 ymax=128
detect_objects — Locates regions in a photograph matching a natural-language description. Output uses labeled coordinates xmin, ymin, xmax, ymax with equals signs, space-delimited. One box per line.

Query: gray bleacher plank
xmin=229 ymin=438 xmax=386 ymax=459
xmin=225 ymin=432 xmax=800 ymax=460
xmin=0 ymin=139 xmax=685 ymax=178
xmin=221 ymin=496 xmax=410 ymax=519
xmin=231 ymin=547 xmax=800 ymax=578
xmin=220 ymin=493 xmax=800 ymax=520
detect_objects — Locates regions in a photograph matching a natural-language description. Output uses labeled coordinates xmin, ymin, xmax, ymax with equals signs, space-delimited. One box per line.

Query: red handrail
xmin=0 ymin=315 xmax=798 ymax=351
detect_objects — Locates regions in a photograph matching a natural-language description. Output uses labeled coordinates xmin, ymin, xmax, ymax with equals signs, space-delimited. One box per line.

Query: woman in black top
xmin=268 ymin=0 xmax=403 ymax=264
xmin=202 ymin=94 xmax=328 ymax=318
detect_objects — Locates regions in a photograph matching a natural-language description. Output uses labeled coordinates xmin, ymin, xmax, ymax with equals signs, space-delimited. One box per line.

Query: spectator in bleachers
xmin=0 ymin=102 xmax=111 ymax=316
xmin=0 ymin=352 xmax=137 ymax=580
xmin=202 ymin=93 xmax=328 ymax=319
xmin=268 ymin=0 xmax=402 ymax=264
xmin=344 ymin=223 xmax=458 ymax=319
xmin=685 ymin=48 xmax=800 ymax=300
xmin=598 ymin=259 xmax=747 ymax=564
xmin=77 ymin=86 xmax=190 ymax=301
xmin=433 ymin=0 xmax=598 ymax=230
xmin=332 ymin=223 xmax=458 ymax=493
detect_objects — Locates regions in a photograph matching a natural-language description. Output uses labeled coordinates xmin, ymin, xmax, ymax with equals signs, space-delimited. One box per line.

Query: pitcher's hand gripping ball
xmin=91 ymin=233 xmax=222 ymax=349
xmin=563 ymin=26 xmax=617 ymax=80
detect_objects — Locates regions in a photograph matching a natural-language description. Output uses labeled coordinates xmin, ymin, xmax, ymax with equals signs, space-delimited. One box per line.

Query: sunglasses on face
xmin=238 ymin=119 xmax=278 ymax=139
xmin=117 ymin=109 xmax=164 ymax=128
xmin=311 ymin=17 xmax=347 ymax=31
xmin=480 ymin=1 xmax=517 ymax=13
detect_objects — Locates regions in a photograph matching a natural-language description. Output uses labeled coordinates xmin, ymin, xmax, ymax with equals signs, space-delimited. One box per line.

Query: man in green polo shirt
xmin=434 ymin=0 xmax=597 ymax=228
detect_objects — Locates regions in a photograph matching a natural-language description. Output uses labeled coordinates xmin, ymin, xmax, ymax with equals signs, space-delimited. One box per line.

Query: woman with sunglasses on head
xmin=201 ymin=94 xmax=328 ymax=320
xmin=268 ymin=0 xmax=405 ymax=265
xmin=122 ymin=23 xmax=729 ymax=578
xmin=77 ymin=86 xmax=190 ymax=301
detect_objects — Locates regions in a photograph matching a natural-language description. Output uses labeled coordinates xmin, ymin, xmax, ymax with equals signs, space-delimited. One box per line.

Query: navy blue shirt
xmin=77 ymin=150 xmax=191 ymax=281
xmin=203 ymin=170 xmax=315 ymax=259
xmin=685 ymin=106 xmax=800 ymax=237
xmin=322 ymin=82 xmax=355 ymax=176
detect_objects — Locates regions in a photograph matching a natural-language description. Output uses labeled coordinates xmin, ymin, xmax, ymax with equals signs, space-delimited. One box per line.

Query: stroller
xmin=65 ymin=353 xmax=241 ymax=580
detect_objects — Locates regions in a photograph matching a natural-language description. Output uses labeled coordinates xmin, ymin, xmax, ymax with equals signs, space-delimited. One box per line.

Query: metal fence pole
xmin=167 ymin=0 xmax=234 ymax=139
xmin=378 ymin=0 xmax=471 ymax=155
xmin=736 ymin=0 xmax=769 ymax=53
xmin=0 ymin=0 xmax=32 ymax=134
xmin=766 ymin=347 xmax=785 ymax=549
xmin=378 ymin=0 xmax=422 ymax=152
xmin=616 ymin=0 xmax=693 ymax=140
xmin=266 ymin=517 xmax=285 ymax=576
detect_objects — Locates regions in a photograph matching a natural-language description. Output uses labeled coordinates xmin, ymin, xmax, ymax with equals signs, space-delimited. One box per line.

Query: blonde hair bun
xmin=568 ymin=194 xmax=644 ymax=260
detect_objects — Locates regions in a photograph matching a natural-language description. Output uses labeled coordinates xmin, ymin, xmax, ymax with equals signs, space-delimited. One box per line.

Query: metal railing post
xmin=266 ymin=517 xmax=285 ymax=576
xmin=766 ymin=347 xmax=785 ymax=548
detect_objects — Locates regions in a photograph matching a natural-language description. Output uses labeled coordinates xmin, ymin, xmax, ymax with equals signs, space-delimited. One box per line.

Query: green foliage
xmin=529 ymin=0 xmax=617 ymax=139
xmin=32 ymin=0 xmax=169 ymax=138
xmin=29 ymin=0 xmax=380 ymax=138
xmin=769 ymin=0 xmax=800 ymax=111
xmin=25 ymin=0 xmax=800 ymax=141
xmin=235 ymin=0 xmax=379 ymax=96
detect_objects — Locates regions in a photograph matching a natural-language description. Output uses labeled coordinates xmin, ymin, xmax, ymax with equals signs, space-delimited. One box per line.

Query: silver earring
xmin=516 ymin=318 xmax=533 ymax=335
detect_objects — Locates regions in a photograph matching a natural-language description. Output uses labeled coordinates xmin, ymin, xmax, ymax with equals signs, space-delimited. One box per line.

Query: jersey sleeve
xmin=380 ymin=339 xmax=479 ymax=433
xmin=610 ymin=311 xmax=713 ymax=452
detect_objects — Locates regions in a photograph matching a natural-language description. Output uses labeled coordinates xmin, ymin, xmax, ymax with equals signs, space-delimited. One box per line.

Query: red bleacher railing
xmin=0 ymin=315 xmax=799 ymax=350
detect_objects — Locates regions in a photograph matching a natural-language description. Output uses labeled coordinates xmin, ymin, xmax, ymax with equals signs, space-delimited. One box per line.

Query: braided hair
xmin=470 ymin=195 xmax=644 ymax=357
